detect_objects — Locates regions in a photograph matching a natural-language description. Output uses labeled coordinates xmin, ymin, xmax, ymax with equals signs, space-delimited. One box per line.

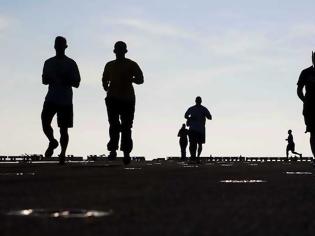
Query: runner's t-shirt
xmin=102 ymin=58 xmax=143 ymax=101
xmin=185 ymin=105 xmax=211 ymax=135
xmin=178 ymin=128 xmax=188 ymax=140
xmin=287 ymin=134 xmax=294 ymax=145
xmin=43 ymin=56 xmax=81 ymax=105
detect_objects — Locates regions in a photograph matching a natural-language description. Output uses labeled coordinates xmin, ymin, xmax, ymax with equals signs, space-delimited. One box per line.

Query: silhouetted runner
xmin=285 ymin=130 xmax=302 ymax=158
xmin=41 ymin=36 xmax=81 ymax=164
xmin=102 ymin=41 xmax=144 ymax=165
xmin=184 ymin=96 xmax=212 ymax=160
xmin=297 ymin=52 xmax=315 ymax=159
xmin=177 ymin=123 xmax=188 ymax=160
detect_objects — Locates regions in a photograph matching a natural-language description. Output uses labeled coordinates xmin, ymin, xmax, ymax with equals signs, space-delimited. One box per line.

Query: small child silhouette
xmin=177 ymin=124 xmax=188 ymax=160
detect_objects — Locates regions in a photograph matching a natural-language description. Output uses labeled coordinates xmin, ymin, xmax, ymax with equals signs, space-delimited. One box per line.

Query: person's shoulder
xmin=201 ymin=105 xmax=210 ymax=110
xmin=188 ymin=105 xmax=195 ymax=111
xmin=302 ymin=66 xmax=313 ymax=74
xmin=125 ymin=58 xmax=139 ymax=66
xmin=64 ymin=56 xmax=77 ymax=64
xmin=299 ymin=67 xmax=313 ymax=84
xmin=44 ymin=56 xmax=57 ymax=64
xmin=185 ymin=106 xmax=193 ymax=114
xmin=125 ymin=58 xmax=135 ymax=63
xmin=105 ymin=60 xmax=116 ymax=67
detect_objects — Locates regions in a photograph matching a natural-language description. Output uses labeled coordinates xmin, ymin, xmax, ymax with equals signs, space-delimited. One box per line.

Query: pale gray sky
xmin=0 ymin=0 xmax=314 ymax=158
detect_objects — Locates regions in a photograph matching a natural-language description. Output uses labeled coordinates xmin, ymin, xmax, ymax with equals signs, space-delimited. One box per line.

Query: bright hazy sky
xmin=0 ymin=0 xmax=315 ymax=158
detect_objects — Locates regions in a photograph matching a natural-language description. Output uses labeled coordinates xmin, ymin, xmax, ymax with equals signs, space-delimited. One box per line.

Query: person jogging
xmin=184 ymin=96 xmax=212 ymax=161
xmin=41 ymin=36 xmax=81 ymax=164
xmin=102 ymin=41 xmax=144 ymax=165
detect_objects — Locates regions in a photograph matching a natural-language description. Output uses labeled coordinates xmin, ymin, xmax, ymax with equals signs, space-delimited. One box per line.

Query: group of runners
xmin=178 ymin=125 xmax=304 ymax=161
xmin=177 ymin=52 xmax=315 ymax=161
xmin=41 ymin=36 xmax=315 ymax=164
xmin=177 ymin=96 xmax=212 ymax=160
xmin=41 ymin=37 xmax=143 ymax=165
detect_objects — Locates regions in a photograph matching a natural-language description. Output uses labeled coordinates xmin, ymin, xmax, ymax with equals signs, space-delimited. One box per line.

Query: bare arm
xmin=184 ymin=110 xmax=190 ymax=119
xmin=206 ymin=109 xmax=212 ymax=120
xmin=297 ymin=84 xmax=305 ymax=102
xmin=71 ymin=62 xmax=81 ymax=88
xmin=132 ymin=63 xmax=144 ymax=85
xmin=297 ymin=71 xmax=305 ymax=102
xmin=42 ymin=61 xmax=50 ymax=85
xmin=102 ymin=63 xmax=110 ymax=91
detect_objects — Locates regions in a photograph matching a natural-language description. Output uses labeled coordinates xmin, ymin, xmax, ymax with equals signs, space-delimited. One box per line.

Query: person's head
xmin=54 ymin=36 xmax=67 ymax=55
xmin=182 ymin=123 xmax=186 ymax=128
xmin=288 ymin=129 xmax=292 ymax=134
xmin=312 ymin=51 xmax=315 ymax=66
xmin=195 ymin=96 xmax=202 ymax=105
xmin=114 ymin=41 xmax=127 ymax=59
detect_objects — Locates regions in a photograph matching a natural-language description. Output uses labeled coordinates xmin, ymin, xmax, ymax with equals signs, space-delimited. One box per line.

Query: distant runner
xmin=177 ymin=123 xmax=189 ymax=160
xmin=184 ymin=96 xmax=212 ymax=160
xmin=285 ymin=130 xmax=302 ymax=158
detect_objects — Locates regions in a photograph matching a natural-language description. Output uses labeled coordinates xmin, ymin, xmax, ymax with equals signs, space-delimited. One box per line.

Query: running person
xmin=177 ymin=123 xmax=189 ymax=160
xmin=41 ymin=36 xmax=81 ymax=164
xmin=286 ymin=130 xmax=302 ymax=158
xmin=297 ymin=52 xmax=315 ymax=158
xmin=184 ymin=96 xmax=212 ymax=160
xmin=102 ymin=41 xmax=144 ymax=165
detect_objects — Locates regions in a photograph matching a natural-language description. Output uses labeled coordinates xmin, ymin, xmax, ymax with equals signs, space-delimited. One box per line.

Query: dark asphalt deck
xmin=0 ymin=161 xmax=314 ymax=236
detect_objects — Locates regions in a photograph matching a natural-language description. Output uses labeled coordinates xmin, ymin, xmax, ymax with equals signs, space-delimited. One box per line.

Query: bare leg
xmin=60 ymin=127 xmax=69 ymax=157
xmin=197 ymin=143 xmax=203 ymax=157
xmin=292 ymin=151 xmax=302 ymax=157
xmin=41 ymin=109 xmax=55 ymax=142
xmin=189 ymin=140 xmax=197 ymax=159
xmin=310 ymin=132 xmax=315 ymax=158
xmin=41 ymin=106 xmax=58 ymax=157
xmin=180 ymin=141 xmax=187 ymax=159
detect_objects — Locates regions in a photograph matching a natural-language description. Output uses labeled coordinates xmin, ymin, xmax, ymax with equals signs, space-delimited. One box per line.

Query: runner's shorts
xmin=42 ymin=101 xmax=73 ymax=128
xmin=286 ymin=143 xmax=295 ymax=152
xmin=188 ymin=130 xmax=205 ymax=144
